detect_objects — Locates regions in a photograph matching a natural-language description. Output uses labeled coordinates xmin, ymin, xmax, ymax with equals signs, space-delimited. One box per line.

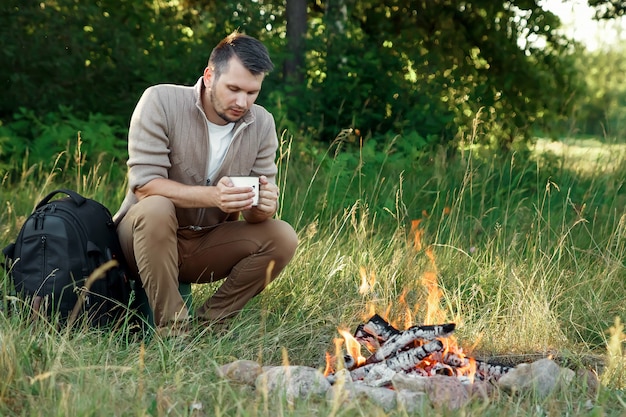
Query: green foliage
xmin=588 ymin=0 xmax=626 ymax=18
xmin=274 ymin=0 xmax=586 ymax=151
xmin=569 ymin=47 xmax=626 ymax=138
xmin=0 ymin=0 xmax=207 ymax=120
xmin=0 ymin=0 xmax=598 ymax=156
xmin=0 ymin=107 xmax=127 ymax=182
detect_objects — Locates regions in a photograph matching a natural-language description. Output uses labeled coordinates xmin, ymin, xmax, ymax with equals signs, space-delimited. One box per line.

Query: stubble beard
xmin=210 ymin=85 xmax=245 ymax=124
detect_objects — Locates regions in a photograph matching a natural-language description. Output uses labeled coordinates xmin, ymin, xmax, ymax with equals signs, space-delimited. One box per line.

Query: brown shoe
xmin=192 ymin=317 xmax=232 ymax=337
xmin=156 ymin=319 xmax=192 ymax=339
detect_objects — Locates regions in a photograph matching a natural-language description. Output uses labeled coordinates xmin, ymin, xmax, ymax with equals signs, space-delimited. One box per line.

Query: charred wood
xmin=350 ymin=340 xmax=444 ymax=380
xmin=441 ymin=351 xmax=511 ymax=381
xmin=354 ymin=314 xmax=400 ymax=349
xmin=343 ymin=354 xmax=356 ymax=369
xmin=475 ymin=360 xmax=512 ymax=382
xmin=365 ymin=322 xmax=456 ymax=364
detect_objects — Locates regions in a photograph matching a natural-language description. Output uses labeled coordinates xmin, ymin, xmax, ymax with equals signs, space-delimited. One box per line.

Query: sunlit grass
xmin=1 ymin=130 xmax=625 ymax=415
xmin=535 ymin=137 xmax=626 ymax=175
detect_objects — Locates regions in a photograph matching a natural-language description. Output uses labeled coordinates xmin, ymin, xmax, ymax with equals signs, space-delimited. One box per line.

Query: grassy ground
xmin=1 ymin=135 xmax=625 ymax=415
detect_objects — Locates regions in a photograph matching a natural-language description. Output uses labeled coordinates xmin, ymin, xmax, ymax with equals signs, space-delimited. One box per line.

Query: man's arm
xmin=135 ymin=177 xmax=257 ymax=213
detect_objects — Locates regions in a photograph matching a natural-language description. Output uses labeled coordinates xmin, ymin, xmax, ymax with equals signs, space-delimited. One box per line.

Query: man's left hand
xmin=244 ymin=175 xmax=278 ymax=222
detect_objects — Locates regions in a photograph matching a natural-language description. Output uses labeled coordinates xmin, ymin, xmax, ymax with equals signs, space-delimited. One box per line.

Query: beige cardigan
xmin=113 ymin=77 xmax=279 ymax=227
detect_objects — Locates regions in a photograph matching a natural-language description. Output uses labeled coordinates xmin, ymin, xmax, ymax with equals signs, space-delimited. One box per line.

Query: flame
xmin=410 ymin=219 xmax=424 ymax=251
xmin=398 ymin=287 xmax=408 ymax=305
xmin=324 ymin=337 xmax=345 ymax=376
xmin=422 ymin=271 xmax=445 ymax=325
xmin=333 ymin=210 xmax=480 ymax=383
xmin=398 ymin=288 xmax=414 ymax=328
xmin=436 ymin=336 xmax=477 ymax=381
xmin=361 ymin=302 xmax=377 ymax=323
xmin=466 ymin=357 xmax=477 ymax=381
xmin=421 ymin=246 xmax=447 ymax=325
xmin=424 ymin=246 xmax=438 ymax=272
xmin=358 ymin=266 xmax=376 ymax=295
xmin=323 ymin=351 xmax=334 ymax=377
xmin=338 ymin=328 xmax=366 ymax=367
xmin=325 ymin=328 xmax=368 ymax=376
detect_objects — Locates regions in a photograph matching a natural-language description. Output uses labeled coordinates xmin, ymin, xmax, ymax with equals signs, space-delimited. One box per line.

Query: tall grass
xmin=1 ymin=130 xmax=625 ymax=415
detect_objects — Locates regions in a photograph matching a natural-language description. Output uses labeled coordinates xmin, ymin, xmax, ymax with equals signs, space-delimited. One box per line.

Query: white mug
xmin=231 ymin=176 xmax=259 ymax=206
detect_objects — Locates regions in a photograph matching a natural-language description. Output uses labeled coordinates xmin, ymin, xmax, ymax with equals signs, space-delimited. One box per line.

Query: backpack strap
xmin=2 ymin=242 xmax=15 ymax=271
xmin=36 ymin=189 xmax=87 ymax=210
xmin=2 ymin=242 xmax=15 ymax=259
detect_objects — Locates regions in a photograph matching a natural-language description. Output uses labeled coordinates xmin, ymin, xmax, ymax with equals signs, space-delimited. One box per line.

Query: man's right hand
xmin=214 ymin=177 xmax=256 ymax=213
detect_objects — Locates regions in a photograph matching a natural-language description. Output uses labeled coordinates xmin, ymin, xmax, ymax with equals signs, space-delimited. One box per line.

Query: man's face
xmin=203 ymin=57 xmax=264 ymax=125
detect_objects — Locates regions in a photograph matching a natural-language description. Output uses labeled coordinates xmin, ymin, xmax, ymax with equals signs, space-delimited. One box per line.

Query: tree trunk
xmin=284 ymin=0 xmax=307 ymax=84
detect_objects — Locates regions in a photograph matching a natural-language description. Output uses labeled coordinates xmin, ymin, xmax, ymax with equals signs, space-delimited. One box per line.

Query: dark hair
xmin=208 ymin=32 xmax=274 ymax=78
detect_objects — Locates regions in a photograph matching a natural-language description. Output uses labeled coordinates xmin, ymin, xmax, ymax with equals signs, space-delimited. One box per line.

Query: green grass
xmin=1 ymin=133 xmax=626 ymax=415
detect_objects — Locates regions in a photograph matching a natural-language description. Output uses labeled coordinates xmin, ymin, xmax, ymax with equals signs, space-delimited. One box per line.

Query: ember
xmin=326 ymin=314 xmax=511 ymax=386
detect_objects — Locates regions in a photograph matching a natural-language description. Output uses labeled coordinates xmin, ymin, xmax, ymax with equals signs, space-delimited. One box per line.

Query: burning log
xmin=354 ymin=314 xmax=400 ymax=347
xmin=329 ymin=314 xmax=512 ymax=385
xmin=362 ymin=322 xmax=455 ymax=365
xmin=349 ymin=340 xmax=444 ymax=381
xmin=439 ymin=351 xmax=511 ymax=381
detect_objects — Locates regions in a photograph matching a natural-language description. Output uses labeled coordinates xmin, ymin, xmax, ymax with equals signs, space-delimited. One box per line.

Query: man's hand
xmin=255 ymin=176 xmax=279 ymax=213
xmin=242 ymin=175 xmax=279 ymax=223
xmin=216 ymin=177 xmax=258 ymax=213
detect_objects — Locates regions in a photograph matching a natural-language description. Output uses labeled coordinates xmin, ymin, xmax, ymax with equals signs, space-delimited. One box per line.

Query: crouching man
xmin=114 ymin=32 xmax=298 ymax=338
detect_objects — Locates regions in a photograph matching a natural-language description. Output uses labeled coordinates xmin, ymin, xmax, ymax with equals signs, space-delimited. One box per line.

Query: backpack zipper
xmin=40 ymin=235 xmax=47 ymax=290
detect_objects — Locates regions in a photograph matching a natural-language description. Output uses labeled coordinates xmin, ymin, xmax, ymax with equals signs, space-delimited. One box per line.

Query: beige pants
xmin=117 ymin=195 xmax=298 ymax=329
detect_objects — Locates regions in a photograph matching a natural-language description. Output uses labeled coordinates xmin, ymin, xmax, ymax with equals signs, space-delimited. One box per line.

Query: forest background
xmin=1 ymin=0 xmax=625 ymax=252
xmin=2 ymin=0 xmax=626 ymax=166
xmin=1 ymin=1 xmax=626 ymax=415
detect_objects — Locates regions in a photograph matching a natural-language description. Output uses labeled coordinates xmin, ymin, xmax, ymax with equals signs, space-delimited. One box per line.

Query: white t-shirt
xmin=206 ymin=120 xmax=235 ymax=185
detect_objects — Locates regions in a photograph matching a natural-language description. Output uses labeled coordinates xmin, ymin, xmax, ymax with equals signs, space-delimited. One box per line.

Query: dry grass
xmin=1 ymin=133 xmax=626 ymax=415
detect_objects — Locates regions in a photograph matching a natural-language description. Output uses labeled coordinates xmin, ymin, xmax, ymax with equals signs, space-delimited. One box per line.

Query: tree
xmin=588 ymin=0 xmax=626 ymax=18
xmin=284 ymin=0 xmax=307 ymax=85
xmin=0 ymin=0 xmax=279 ymax=122
xmin=283 ymin=0 xmax=585 ymax=149
xmin=0 ymin=0 xmax=598 ymax=153
xmin=0 ymin=0 xmax=205 ymax=120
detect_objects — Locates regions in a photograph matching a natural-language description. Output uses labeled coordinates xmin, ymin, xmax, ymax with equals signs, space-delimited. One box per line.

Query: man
xmin=114 ymin=32 xmax=298 ymax=337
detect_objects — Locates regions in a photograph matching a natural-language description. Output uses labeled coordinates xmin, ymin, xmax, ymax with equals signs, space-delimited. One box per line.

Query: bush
xmin=0 ymin=107 xmax=128 ymax=183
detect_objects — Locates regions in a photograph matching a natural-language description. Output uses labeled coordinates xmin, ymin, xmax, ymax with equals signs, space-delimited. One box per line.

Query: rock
xmin=218 ymin=360 xmax=263 ymax=386
xmin=360 ymin=365 xmax=397 ymax=387
xmin=255 ymin=366 xmax=331 ymax=403
xmin=326 ymin=383 xmax=397 ymax=412
xmin=424 ymin=375 xmax=471 ymax=410
xmin=396 ymin=390 xmax=429 ymax=413
xmin=576 ymin=368 xmax=600 ymax=397
xmin=497 ymin=358 xmax=575 ymax=398
xmin=327 ymin=368 xmax=352 ymax=386
xmin=391 ymin=373 xmax=428 ymax=392
xmin=467 ymin=379 xmax=498 ymax=402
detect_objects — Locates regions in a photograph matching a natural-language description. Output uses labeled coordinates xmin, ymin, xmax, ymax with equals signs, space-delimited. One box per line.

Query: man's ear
xmin=203 ymin=67 xmax=213 ymax=89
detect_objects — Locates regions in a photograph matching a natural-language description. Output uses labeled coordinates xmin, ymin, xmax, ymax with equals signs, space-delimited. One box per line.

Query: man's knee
xmin=272 ymin=220 xmax=298 ymax=263
xmin=126 ymin=195 xmax=178 ymax=243
xmin=132 ymin=195 xmax=176 ymax=223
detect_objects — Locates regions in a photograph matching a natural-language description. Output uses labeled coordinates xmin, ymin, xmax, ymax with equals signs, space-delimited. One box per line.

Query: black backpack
xmin=2 ymin=189 xmax=131 ymax=326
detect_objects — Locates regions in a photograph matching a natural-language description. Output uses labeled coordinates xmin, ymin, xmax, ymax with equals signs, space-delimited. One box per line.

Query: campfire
xmin=325 ymin=313 xmax=511 ymax=387
xmin=217 ymin=218 xmax=594 ymax=410
xmin=321 ymin=217 xmax=511 ymax=387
